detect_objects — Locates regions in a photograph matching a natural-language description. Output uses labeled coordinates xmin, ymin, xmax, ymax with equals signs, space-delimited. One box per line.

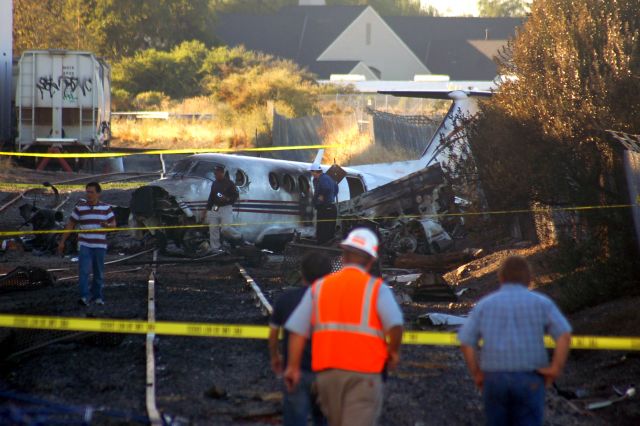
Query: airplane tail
xmin=355 ymin=90 xmax=490 ymax=180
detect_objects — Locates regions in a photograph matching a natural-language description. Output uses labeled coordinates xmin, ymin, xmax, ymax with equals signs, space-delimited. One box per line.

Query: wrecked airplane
xmin=338 ymin=163 xmax=459 ymax=257
xmin=128 ymin=90 xmax=487 ymax=255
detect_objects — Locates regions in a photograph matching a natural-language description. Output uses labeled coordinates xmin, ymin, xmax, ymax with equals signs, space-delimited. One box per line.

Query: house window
xmin=366 ymin=23 xmax=372 ymax=45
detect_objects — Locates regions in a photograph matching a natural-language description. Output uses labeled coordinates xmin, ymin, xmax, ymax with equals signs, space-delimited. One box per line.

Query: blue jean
xmin=483 ymin=372 xmax=545 ymax=426
xmin=283 ymin=370 xmax=326 ymax=426
xmin=79 ymin=245 xmax=106 ymax=300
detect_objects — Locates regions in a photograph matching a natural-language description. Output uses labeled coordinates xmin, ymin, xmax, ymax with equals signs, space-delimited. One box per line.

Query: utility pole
xmin=0 ymin=0 xmax=13 ymax=143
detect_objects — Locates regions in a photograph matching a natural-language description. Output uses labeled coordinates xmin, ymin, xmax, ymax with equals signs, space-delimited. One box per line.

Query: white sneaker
xmin=95 ymin=298 xmax=105 ymax=306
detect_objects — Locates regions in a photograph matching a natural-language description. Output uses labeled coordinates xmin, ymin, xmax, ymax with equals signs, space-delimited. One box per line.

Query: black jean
xmin=315 ymin=205 xmax=337 ymax=245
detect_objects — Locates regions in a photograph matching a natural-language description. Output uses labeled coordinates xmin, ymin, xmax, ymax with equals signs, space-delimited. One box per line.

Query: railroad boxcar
xmin=14 ymin=50 xmax=111 ymax=154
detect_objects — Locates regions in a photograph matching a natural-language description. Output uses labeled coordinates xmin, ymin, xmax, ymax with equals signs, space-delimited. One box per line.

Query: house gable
xmin=317 ymin=7 xmax=429 ymax=80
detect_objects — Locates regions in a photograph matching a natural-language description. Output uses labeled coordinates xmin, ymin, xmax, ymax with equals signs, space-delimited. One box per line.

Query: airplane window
xmin=268 ymin=172 xmax=280 ymax=190
xmin=298 ymin=176 xmax=310 ymax=196
xmin=235 ymin=169 xmax=247 ymax=187
xmin=169 ymin=159 xmax=193 ymax=175
xmin=190 ymin=161 xmax=223 ymax=180
xmin=282 ymin=174 xmax=296 ymax=193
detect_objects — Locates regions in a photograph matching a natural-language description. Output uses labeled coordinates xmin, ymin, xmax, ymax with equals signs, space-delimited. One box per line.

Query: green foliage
xmin=112 ymin=41 xmax=209 ymax=99
xmin=133 ymin=92 xmax=170 ymax=111
xmin=470 ymin=0 xmax=640 ymax=209
xmin=83 ymin=0 xmax=216 ymax=58
xmin=210 ymin=0 xmax=297 ymax=14
xmin=112 ymin=42 xmax=323 ymax=118
xmin=467 ymin=0 xmax=640 ymax=306
xmin=477 ymin=0 xmax=530 ymax=17
xmin=13 ymin=0 xmax=216 ymax=59
xmin=111 ymin=88 xmax=133 ymax=111
xmin=13 ymin=0 xmax=88 ymax=55
xmin=212 ymin=61 xmax=320 ymax=117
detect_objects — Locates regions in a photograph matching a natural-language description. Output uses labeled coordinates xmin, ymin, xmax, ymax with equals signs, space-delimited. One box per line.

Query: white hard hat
xmin=341 ymin=228 xmax=379 ymax=259
xmin=309 ymin=163 xmax=322 ymax=172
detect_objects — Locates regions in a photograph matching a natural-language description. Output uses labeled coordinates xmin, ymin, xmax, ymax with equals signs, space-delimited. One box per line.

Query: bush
xmin=112 ymin=42 xmax=324 ymax=118
xmin=466 ymin=0 xmax=640 ymax=306
xmin=112 ymin=40 xmax=209 ymax=100
xmin=133 ymin=92 xmax=170 ymax=110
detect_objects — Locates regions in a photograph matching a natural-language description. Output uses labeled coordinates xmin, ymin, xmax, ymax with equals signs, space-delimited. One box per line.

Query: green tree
xmin=477 ymin=0 xmax=530 ymax=17
xmin=210 ymin=0 xmax=296 ymax=14
xmin=82 ymin=0 xmax=216 ymax=58
xmin=466 ymin=0 xmax=640 ymax=303
xmin=13 ymin=0 xmax=91 ymax=55
xmin=112 ymin=40 xmax=210 ymax=99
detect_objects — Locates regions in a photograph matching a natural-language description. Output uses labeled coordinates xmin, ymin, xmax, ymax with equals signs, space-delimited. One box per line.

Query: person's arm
xmin=537 ymin=300 xmax=572 ymax=386
xmin=57 ymin=215 xmax=77 ymax=255
xmin=227 ymin=181 xmax=239 ymax=204
xmin=284 ymin=332 xmax=307 ymax=392
xmin=537 ymin=332 xmax=571 ymax=387
xmin=376 ymin=284 xmax=404 ymax=370
xmin=204 ymin=183 xmax=216 ymax=218
xmin=386 ymin=325 xmax=403 ymax=370
xmin=268 ymin=326 xmax=283 ymax=375
xmin=282 ymin=290 xmax=313 ymax=392
xmin=460 ymin=344 xmax=483 ymax=389
xmin=101 ymin=207 xmax=116 ymax=228
xmin=457 ymin=303 xmax=483 ymax=388
xmin=268 ymin=298 xmax=285 ymax=376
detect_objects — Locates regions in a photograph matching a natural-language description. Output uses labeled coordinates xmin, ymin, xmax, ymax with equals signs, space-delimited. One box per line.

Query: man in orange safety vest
xmin=284 ymin=228 xmax=404 ymax=426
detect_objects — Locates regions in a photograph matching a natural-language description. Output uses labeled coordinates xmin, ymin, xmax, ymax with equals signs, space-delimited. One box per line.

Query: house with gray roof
xmin=216 ymin=4 xmax=523 ymax=81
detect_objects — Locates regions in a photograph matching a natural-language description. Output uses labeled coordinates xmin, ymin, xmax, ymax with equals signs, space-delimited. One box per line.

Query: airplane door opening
xmin=346 ymin=176 xmax=365 ymax=199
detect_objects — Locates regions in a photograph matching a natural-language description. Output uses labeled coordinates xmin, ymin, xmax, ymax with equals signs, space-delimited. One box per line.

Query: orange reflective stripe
xmin=312 ymin=277 xmax=384 ymax=337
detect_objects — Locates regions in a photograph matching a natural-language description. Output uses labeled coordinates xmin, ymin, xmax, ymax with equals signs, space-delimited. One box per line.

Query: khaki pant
xmin=316 ymin=369 xmax=383 ymax=426
xmin=206 ymin=206 xmax=239 ymax=250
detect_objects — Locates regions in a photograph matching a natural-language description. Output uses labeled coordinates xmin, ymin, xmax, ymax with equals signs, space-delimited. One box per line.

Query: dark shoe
xmin=78 ymin=297 xmax=89 ymax=306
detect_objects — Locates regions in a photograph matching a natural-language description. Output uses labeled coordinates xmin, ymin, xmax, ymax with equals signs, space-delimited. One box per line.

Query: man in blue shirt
xmin=458 ymin=256 xmax=572 ymax=426
xmin=310 ymin=164 xmax=339 ymax=245
xmin=269 ymin=253 xmax=331 ymax=426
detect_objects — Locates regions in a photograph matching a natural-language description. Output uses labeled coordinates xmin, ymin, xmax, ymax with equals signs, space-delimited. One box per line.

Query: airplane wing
xmin=378 ymin=89 xmax=493 ymax=99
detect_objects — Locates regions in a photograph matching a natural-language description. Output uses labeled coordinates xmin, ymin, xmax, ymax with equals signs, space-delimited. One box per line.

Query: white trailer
xmin=15 ymin=50 xmax=111 ymax=153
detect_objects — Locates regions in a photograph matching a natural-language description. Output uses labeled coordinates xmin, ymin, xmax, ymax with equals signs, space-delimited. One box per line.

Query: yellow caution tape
xmin=1 ymin=314 xmax=640 ymax=350
xmin=0 ymin=203 xmax=634 ymax=238
xmin=0 ymin=182 xmax=149 ymax=192
xmin=0 ymin=144 xmax=338 ymax=158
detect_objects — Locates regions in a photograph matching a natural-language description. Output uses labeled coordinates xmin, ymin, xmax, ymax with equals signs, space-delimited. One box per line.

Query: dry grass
xmin=320 ymin=116 xmax=413 ymax=166
xmin=111 ymin=96 xmax=418 ymax=164
xmin=111 ymin=96 xmax=270 ymax=149
xmin=111 ymin=119 xmax=238 ymax=149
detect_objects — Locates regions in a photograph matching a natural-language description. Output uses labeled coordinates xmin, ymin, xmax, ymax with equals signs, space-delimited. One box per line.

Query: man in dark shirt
xmin=201 ymin=166 xmax=239 ymax=251
xmin=310 ymin=164 xmax=338 ymax=245
xmin=269 ymin=252 xmax=331 ymax=426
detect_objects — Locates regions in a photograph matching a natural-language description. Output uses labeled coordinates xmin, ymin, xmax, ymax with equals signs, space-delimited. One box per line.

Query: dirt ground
xmin=0 ymin=163 xmax=638 ymax=425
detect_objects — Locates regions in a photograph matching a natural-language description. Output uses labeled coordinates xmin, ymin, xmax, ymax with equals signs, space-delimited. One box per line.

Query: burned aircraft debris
xmin=338 ymin=163 xmax=461 ymax=259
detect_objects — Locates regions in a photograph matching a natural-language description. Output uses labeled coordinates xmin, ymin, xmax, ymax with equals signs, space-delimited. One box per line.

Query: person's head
xmin=309 ymin=164 xmax=322 ymax=178
xmin=214 ymin=166 xmax=225 ymax=180
xmin=85 ymin=182 xmax=102 ymax=204
xmin=300 ymin=252 xmax=332 ymax=285
xmin=498 ymin=256 xmax=532 ymax=286
xmin=340 ymin=228 xmax=378 ymax=271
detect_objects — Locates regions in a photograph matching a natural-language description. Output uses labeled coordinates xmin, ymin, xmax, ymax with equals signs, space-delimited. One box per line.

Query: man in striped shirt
xmin=58 ymin=182 xmax=116 ymax=306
